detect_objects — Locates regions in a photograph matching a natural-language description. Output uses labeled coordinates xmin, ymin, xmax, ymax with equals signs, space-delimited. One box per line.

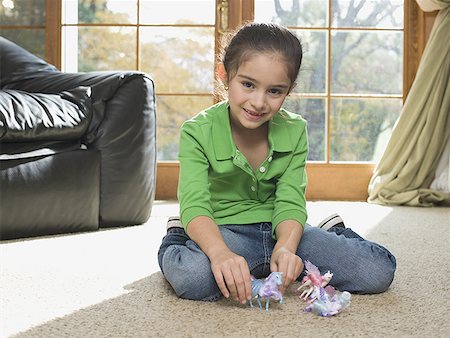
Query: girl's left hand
xmin=270 ymin=247 xmax=304 ymax=295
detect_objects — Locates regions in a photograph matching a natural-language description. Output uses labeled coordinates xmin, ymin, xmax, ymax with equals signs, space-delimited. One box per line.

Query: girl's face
xmin=225 ymin=53 xmax=292 ymax=131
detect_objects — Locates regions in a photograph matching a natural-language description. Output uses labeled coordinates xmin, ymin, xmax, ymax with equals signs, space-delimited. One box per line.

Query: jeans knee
xmin=166 ymin=267 xmax=220 ymax=301
xmin=161 ymin=246 xmax=221 ymax=301
xmin=372 ymin=253 xmax=396 ymax=293
xmin=352 ymin=251 xmax=397 ymax=294
xmin=174 ymin=277 xmax=221 ymax=301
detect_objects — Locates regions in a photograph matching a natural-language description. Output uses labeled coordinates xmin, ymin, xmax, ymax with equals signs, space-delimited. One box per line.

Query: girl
xmin=158 ymin=22 xmax=396 ymax=304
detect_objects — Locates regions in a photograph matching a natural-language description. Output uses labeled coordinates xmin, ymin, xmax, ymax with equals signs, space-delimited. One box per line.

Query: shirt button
xmin=259 ymin=166 xmax=266 ymax=173
xmin=251 ymin=186 xmax=256 ymax=191
xmin=268 ymin=156 xmax=273 ymax=162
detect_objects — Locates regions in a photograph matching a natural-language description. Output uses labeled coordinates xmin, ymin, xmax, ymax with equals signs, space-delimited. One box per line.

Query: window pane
xmin=62 ymin=26 xmax=136 ymax=72
xmin=331 ymin=31 xmax=402 ymax=95
xmin=283 ymin=97 xmax=326 ymax=161
xmin=331 ymin=0 xmax=403 ymax=28
xmin=62 ymin=0 xmax=137 ymax=24
xmin=157 ymin=95 xmax=214 ymax=160
xmin=0 ymin=29 xmax=45 ymax=58
xmin=140 ymin=27 xmax=214 ymax=93
xmin=330 ymin=98 xmax=401 ymax=162
xmin=254 ymin=0 xmax=327 ymax=27
xmin=140 ymin=0 xmax=215 ymax=25
xmin=0 ymin=0 xmax=45 ymax=26
xmin=293 ymin=30 xmax=327 ymax=94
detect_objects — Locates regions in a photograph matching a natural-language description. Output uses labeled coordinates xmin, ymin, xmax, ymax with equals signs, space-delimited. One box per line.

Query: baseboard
xmin=156 ymin=162 xmax=374 ymax=201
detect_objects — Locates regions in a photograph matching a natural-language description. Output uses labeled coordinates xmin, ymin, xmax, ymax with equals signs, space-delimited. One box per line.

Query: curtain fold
xmin=368 ymin=1 xmax=450 ymax=206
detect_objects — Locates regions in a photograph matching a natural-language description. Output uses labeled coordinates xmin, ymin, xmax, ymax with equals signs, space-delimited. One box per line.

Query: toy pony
xmin=296 ymin=260 xmax=333 ymax=301
xmin=250 ymin=272 xmax=283 ymax=311
xmin=304 ymin=286 xmax=351 ymax=317
xmin=296 ymin=261 xmax=351 ymax=317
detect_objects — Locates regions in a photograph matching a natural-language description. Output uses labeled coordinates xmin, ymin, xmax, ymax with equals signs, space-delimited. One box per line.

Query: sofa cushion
xmin=0 ymin=149 xmax=100 ymax=240
xmin=0 ymin=86 xmax=92 ymax=143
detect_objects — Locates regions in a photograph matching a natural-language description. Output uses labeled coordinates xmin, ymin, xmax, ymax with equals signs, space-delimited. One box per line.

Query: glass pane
xmin=157 ymin=95 xmax=214 ymax=160
xmin=140 ymin=27 xmax=214 ymax=93
xmin=254 ymin=0 xmax=328 ymax=27
xmin=140 ymin=0 xmax=215 ymax=25
xmin=330 ymin=98 xmax=401 ymax=162
xmin=0 ymin=29 xmax=45 ymax=58
xmin=283 ymin=97 xmax=326 ymax=161
xmin=62 ymin=0 xmax=137 ymax=24
xmin=293 ymin=30 xmax=326 ymax=94
xmin=62 ymin=26 xmax=136 ymax=72
xmin=331 ymin=31 xmax=402 ymax=95
xmin=331 ymin=0 xmax=403 ymax=28
xmin=0 ymin=0 xmax=45 ymax=26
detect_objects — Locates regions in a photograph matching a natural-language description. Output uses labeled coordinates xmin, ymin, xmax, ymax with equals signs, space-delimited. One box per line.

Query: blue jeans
xmin=157 ymin=223 xmax=396 ymax=301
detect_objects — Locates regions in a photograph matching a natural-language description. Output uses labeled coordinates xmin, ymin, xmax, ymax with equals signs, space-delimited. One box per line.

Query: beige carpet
xmin=1 ymin=201 xmax=449 ymax=337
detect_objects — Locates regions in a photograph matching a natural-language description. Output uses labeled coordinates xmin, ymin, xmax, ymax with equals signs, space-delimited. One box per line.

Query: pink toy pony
xmin=250 ymin=272 xmax=283 ymax=311
xmin=296 ymin=261 xmax=351 ymax=317
xmin=296 ymin=260 xmax=333 ymax=300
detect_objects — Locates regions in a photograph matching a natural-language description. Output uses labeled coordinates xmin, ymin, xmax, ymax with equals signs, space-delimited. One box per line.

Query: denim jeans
xmin=157 ymin=223 xmax=396 ymax=301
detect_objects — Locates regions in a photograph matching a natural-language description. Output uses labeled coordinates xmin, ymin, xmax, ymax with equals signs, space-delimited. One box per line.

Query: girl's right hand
xmin=209 ymin=249 xmax=252 ymax=304
xmin=185 ymin=216 xmax=252 ymax=303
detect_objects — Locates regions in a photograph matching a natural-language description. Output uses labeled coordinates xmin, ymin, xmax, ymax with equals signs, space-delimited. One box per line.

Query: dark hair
xmin=219 ymin=22 xmax=303 ymax=84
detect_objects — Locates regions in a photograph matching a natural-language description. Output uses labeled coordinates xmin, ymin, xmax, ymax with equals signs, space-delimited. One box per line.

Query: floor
xmin=0 ymin=200 xmax=395 ymax=337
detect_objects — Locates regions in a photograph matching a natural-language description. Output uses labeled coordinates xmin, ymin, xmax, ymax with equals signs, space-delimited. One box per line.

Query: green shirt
xmin=178 ymin=101 xmax=308 ymax=238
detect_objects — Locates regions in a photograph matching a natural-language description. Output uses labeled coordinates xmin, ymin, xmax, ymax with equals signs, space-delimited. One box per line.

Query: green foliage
xmin=0 ymin=0 xmax=45 ymax=57
xmin=330 ymin=99 xmax=400 ymax=161
xmin=0 ymin=0 xmax=45 ymax=25
xmin=78 ymin=2 xmax=98 ymax=23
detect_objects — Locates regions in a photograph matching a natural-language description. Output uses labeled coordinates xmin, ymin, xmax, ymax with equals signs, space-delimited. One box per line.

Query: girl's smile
xmin=243 ymin=108 xmax=266 ymax=120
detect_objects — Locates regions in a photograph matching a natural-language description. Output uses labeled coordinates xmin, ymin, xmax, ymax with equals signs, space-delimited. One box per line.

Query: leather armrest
xmin=0 ymin=87 xmax=92 ymax=143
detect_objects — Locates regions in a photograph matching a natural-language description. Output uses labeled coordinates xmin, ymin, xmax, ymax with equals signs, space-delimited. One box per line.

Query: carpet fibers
xmin=1 ymin=201 xmax=449 ymax=337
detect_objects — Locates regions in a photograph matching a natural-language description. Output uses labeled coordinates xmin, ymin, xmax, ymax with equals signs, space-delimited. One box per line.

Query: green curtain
xmin=368 ymin=0 xmax=450 ymax=206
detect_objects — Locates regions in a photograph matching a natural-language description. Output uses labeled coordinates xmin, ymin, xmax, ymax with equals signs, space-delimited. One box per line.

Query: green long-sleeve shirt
xmin=178 ymin=100 xmax=308 ymax=238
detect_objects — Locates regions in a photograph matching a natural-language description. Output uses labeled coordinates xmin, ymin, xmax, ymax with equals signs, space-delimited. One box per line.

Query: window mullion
xmin=136 ymin=0 xmax=140 ymax=70
xmin=46 ymin=0 xmax=62 ymax=69
xmin=326 ymin=0 xmax=332 ymax=164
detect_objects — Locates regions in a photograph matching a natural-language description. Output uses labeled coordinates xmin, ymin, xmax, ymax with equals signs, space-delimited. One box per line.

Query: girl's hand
xmin=185 ymin=216 xmax=252 ymax=304
xmin=209 ymin=249 xmax=252 ymax=304
xmin=270 ymin=246 xmax=304 ymax=295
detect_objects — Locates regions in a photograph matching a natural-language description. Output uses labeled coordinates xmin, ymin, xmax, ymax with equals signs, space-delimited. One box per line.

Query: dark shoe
xmin=317 ymin=213 xmax=345 ymax=231
xmin=167 ymin=216 xmax=183 ymax=231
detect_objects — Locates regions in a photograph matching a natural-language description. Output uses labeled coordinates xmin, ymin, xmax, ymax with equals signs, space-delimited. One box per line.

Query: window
xmin=0 ymin=0 xmax=432 ymax=200
xmin=0 ymin=0 xmax=46 ymax=58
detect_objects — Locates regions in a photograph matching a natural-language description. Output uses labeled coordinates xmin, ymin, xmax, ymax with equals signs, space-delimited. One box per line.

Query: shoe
xmin=317 ymin=213 xmax=345 ymax=231
xmin=166 ymin=216 xmax=183 ymax=231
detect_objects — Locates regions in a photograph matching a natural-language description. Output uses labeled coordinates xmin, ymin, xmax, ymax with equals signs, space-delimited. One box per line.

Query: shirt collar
xmin=212 ymin=101 xmax=235 ymax=160
xmin=269 ymin=111 xmax=295 ymax=153
xmin=212 ymin=102 xmax=294 ymax=160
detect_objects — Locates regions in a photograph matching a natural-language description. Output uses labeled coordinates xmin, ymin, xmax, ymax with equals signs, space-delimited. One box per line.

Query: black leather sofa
xmin=0 ymin=37 xmax=157 ymax=240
